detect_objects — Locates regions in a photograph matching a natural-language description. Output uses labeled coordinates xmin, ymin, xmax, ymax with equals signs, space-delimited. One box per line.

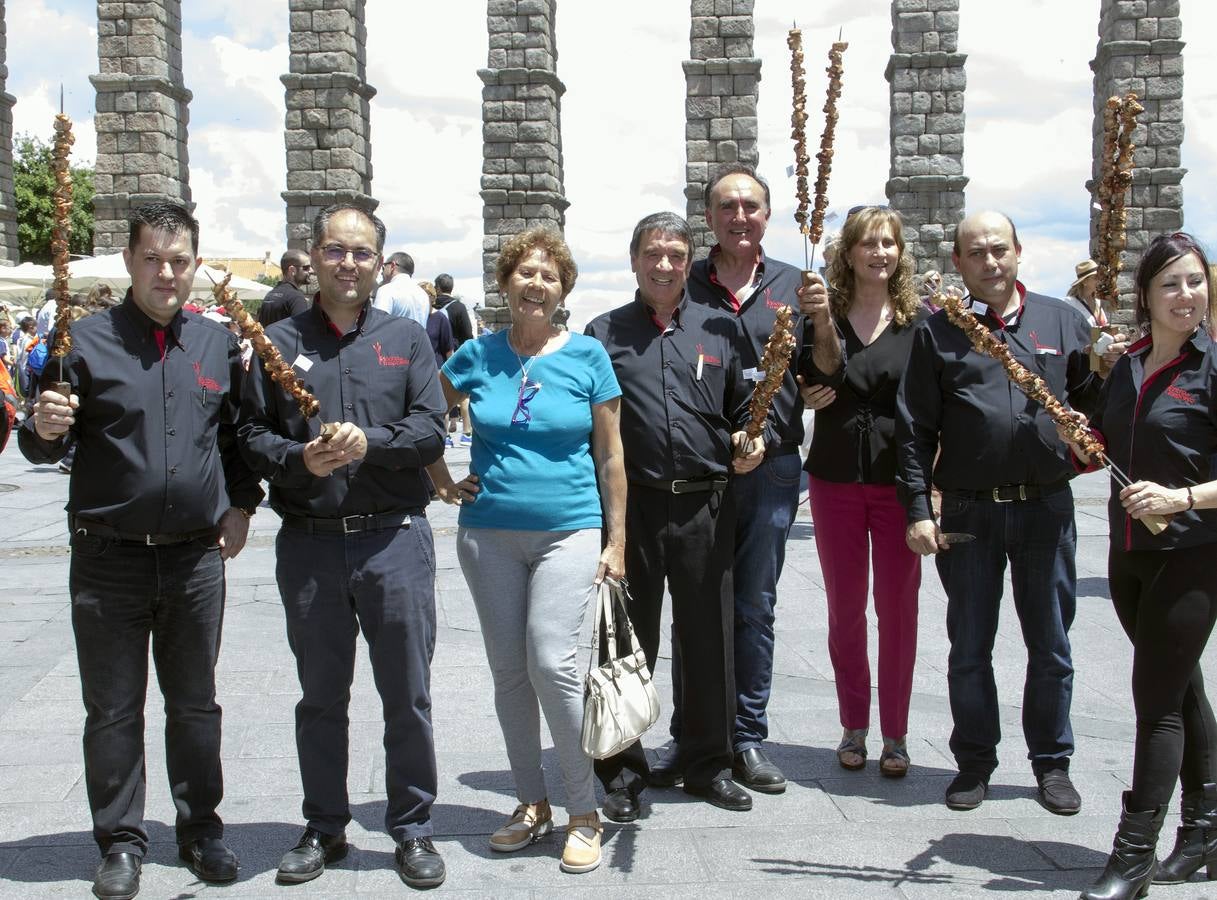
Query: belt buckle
xmin=341 ymin=514 xmax=363 ymax=534
xmin=670 ymin=480 xmax=686 ymax=495
xmin=992 ymin=487 xmax=1010 ymax=503
xmin=991 ymin=485 xmax=1026 ymax=503
xmin=144 ymin=534 xmax=155 ymax=546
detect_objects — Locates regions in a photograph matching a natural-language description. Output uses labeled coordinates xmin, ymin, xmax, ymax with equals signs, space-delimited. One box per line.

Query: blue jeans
xmin=276 ymin=518 xmax=438 ymax=842
xmin=69 ymin=532 xmax=226 ymax=857
xmin=670 ymin=452 xmax=802 ymax=751
xmin=936 ymin=486 xmax=1077 ymax=776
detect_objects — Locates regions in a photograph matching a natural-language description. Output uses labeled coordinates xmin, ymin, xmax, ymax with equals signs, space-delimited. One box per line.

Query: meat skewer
xmin=49 ymin=103 xmax=75 ymax=397
xmin=208 ymin=273 xmax=338 ymax=440
xmin=939 ymin=288 xmax=1167 ymax=534
xmin=745 ymin=305 xmax=797 ymax=441
xmin=1094 ymin=93 xmax=1142 ymax=307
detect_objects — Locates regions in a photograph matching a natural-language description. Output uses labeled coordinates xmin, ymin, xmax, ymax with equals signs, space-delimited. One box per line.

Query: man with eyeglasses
xmin=21 ymin=201 xmax=263 ymax=900
xmin=585 ymin=211 xmax=765 ymax=819
xmin=373 ymin=250 xmax=431 ymax=328
xmin=240 ymin=203 xmax=449 ymax=889
xmin=257 ymin=249 xmax=313 ymax=327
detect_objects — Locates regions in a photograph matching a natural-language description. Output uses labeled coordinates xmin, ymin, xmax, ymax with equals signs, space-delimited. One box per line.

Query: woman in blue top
xmin=427 ymin=227 xmax=626 ymax=875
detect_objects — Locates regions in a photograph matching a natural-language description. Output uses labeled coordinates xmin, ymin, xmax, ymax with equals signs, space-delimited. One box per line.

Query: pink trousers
xmin=808 ymin=475 xmax=921 ymax=739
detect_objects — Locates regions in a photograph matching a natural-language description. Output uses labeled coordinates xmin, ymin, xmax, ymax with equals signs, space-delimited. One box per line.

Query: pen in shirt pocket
xmin=696 ymin=353 xmax=704 ymax=380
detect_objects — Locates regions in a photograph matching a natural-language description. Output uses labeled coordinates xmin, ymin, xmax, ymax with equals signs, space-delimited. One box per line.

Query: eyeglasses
xmin=511 ymin=377 xmax=543 ymax=426
xmin=320 ymin=244 xmax=378 ymax=265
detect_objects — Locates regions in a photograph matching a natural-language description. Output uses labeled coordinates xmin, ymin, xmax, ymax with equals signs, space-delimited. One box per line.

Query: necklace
xmin=507 ymin=327 xmax=546 ymax=386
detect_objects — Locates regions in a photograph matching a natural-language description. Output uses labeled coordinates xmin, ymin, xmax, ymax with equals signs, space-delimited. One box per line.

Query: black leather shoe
xmin=92 ymin=852 xmax=141 ymax=900
xmin=603 ymin=784 xmax=642 ymax=823
xmin=1036 ymin=768 xmax=1081 ymax=815
xmin=684 ymin=777 xmax=753 ymax=811
xmin=648 ymin=746 xmax=683 ymax=787
xmin=178 ymin=836 xmax=238 ymax=883
xmin=945 ymin=771 xmax=989 ymax=811
xmin=396 ymin=837 xmax=445 ymax=889
xmin=732 ymin=747 xmax=787 ymax=794
xmin=276 ymin=828 xmax=348 ymax=884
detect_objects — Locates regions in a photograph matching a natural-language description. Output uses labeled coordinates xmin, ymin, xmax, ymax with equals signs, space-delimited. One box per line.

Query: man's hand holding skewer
xmin=33 ymin=388 xmax=77 ymax=442
xmin=796 ymin=272 xmax=830 ymax=325
xmin=303 ymin=421 xmax=368 ymax=477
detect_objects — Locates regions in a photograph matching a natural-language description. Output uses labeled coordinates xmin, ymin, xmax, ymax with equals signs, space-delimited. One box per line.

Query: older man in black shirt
xmin=21 ymin=201 xmax=263 ymax=900
xmin=585 ymin=211 xmax=764 ymax=819
xmin=240 ymin=203 xmax=448 ymax=889
xmin=257 ymin=249 xmax=312 ymax=327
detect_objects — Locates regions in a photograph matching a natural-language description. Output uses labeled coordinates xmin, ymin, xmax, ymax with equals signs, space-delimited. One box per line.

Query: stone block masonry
xmin=90 ymin=0 xmax=193 ymax=255
xmin=684 ymin=0 xmax=760 ymax=259
xmin=282 ymin=0 xmax=377 ymax=251
xmin=884 ymin=0 xmax=967 ymax=279
xmin=1089 ymin=0 xmax=1184 ymax=317
xmin=479 ymin=0 xmax=568 ymax=327
xmin=0 ymin=1 xmax=17 ymax=264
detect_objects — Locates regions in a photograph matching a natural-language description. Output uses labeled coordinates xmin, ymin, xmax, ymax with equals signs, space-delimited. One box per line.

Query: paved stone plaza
xmin=1 ymin=437 xmax=1215 ymax=898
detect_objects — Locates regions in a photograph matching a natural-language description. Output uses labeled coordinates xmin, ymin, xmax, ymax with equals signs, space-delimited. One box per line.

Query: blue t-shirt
xmin=443 ymin=330 xmax=620 ymax=531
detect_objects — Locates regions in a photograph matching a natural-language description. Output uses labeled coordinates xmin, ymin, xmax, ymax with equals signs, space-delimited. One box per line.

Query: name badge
xmin=743 ymin=366 xmax=765 ymax=382
xmin=292 ymin=354 xmax=313 ymax=372
xmin=971 ymin=301 xmax=989 ymax=317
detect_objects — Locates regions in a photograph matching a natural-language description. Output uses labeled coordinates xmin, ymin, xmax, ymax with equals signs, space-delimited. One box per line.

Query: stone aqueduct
xmin=0 ymin=1 xmax=1187 ymax=322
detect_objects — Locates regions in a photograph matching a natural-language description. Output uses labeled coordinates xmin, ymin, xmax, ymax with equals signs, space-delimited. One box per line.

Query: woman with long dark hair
xmin=1062 ymin=232 xmax=1217 ymax=899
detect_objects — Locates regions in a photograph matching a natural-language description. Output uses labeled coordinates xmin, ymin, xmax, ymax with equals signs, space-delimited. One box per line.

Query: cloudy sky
xmin=10 ymin=1 xmax=1216 ymax=329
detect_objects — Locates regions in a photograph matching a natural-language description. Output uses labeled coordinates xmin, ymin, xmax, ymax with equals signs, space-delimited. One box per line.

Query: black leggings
xmin=1109 ymin=543 xmax=1217 ymax=810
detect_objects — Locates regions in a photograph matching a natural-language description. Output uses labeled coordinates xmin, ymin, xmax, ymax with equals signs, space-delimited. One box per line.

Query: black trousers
xmin=1109 ymin=542 xmax=1217 ymax=809
xmin=276 ymin=519 xmax=439 ymax=842
xmin=69 ymin=532 xmax=226 ymax=857
xmin=594 ymin=485 xmax=736 ymax=790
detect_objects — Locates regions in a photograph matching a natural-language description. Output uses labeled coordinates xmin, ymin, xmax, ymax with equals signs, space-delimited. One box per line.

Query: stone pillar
xmin=683 ymin=0 xmax=760 ymax=258
xmin=884 ymin=0 xmax=967 ymax=278
xmin=478 ymin=0 xmax=568 ymax=328
xmin=282 ymin=0 xmax=376 ymax=251
xmin=90 ymin=0 xmax=192 ymax=255
xmin=0 ymin=1 xmax=17 ymax=264
xmin=1089 ymin=0 xmax=1184 ymax=312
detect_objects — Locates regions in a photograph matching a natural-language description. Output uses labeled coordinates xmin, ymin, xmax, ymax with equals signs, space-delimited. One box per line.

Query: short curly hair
xmin=826 ymin=207 xmax=920 ymax=328
xmin=495 ymin=227 xmax=578 ymax=299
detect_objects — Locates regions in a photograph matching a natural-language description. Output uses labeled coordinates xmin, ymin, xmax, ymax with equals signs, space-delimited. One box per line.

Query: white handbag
xmin=580 ymin=577 xmax=661 ymax=759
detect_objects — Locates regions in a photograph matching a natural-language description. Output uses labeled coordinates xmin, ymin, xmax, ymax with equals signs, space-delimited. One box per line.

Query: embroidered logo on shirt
xmin=373 ymin=341 xmax=410 ymax=367
xmin=1029 ymin=331 xmax=1060 ymax=355
xmin=764 ymin=288 xmax=783 ymax=311
xmin=192 ymin=361 xmax=222 ymax=392
xmin=1166 ymin=371 xmax=1196 ymax=404
xmin=695 ymin=343 xmax=722 ymax=366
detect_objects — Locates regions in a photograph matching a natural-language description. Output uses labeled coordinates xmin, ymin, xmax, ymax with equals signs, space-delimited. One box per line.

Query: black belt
xmin=70 ymin=516 xmax=216 ymax=547
xmin=946 ymin=480 xmax=1070 ymax=503
xmin=280 ymin=511 xmax=417 ymax=534
xmin=631 ymin=476 xmax=729 ymax=495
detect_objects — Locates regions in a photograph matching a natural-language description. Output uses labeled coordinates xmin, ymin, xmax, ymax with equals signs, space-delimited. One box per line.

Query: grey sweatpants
xmin=456 ymin=526 xmax=598 ymax=815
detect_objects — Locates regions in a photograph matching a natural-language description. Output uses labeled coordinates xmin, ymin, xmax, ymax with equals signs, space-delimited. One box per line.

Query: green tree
xmin=14 ymin=133 xmax=95 ymax=264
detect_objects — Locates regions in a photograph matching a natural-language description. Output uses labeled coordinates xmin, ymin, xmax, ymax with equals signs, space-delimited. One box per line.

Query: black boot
xmin=1080 ymin=792 xmax=1165 ymax=900
xmin=1155 ymin=782 xmax=1217 ymax=884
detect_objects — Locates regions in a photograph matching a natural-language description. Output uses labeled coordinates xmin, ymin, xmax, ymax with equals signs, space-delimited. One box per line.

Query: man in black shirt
xmin=682 ymin=163 xmax=841 ymax=793
xmin=240 ymin=203 xmax=448 ymax=889
xmin=22 ymin=201 xmax=263 ymax=900
xmin=896 ymin=210 xmax=1109 ymax=815
xmin=585 ymin=211 xmax=764 ymax=819
xmin=432 ymin=273 xmax=473 ymax=443
xmin=257 ymin=249 xmax=312 ymax=326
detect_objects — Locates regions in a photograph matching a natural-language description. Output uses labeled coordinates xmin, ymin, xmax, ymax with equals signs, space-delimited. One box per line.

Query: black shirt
xmin=585 ymin=293 xmax=756 ymax=483
xmin=239 ymin=302 xmax=446 ymax=517
xmin=1089 ymin=328 xmax=1217 ymax=551
xmin=895 ymin=285 xmax=1101 ymax=523
xmin=18 ymin=292 xmax=264 ymax=532
xmin=436 ymin=294 xmax=474 ymax=347
xmin=257 ymin=281 xmax=310 ymax=327
xmin=687 ymin=247 xmax=843 ymax=454
xmin=804 ymin=306 xmax=929 ymax=485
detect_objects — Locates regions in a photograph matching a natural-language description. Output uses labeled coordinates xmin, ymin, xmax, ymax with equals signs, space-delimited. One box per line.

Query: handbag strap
xmin=609 ymin=579 xmax=646 ymax=659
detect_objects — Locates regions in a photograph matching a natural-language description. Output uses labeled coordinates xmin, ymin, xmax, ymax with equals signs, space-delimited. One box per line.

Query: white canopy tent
xmin=0 ymin=256 xmax=270 ymax=305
